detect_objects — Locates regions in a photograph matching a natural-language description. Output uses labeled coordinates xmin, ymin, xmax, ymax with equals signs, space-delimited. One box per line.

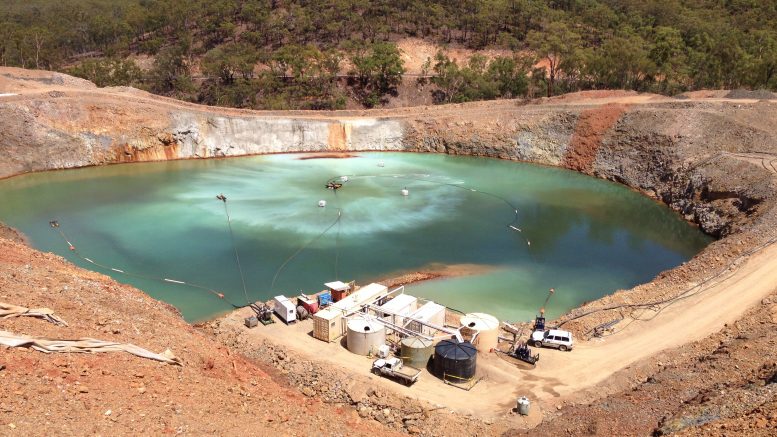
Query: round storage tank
xmin=461 ymin=312 xmax=499 ymax=353
xmin=346 ymin=317 xmax=386 ymax=356
xmin=433 ymin=339 xmax=477 ymax=381
xmin=400 ymin=337 xmax=433 ymax=368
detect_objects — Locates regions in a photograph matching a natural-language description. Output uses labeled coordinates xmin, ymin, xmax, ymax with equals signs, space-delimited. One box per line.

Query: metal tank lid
xmin=461 ymin=312 xmax=499 ymax=330
xmin=401 ymin=336 xmax=433 ymax=348
xmin=347 ymin=317 xmax=385 ymax=333
xmin=435 ymin=339 xmax=477 ymax=359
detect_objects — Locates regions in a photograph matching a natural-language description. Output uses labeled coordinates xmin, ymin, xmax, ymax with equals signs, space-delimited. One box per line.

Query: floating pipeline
xmin=49 ymin=220 xmax=241 ymax=308
xmin=6 ymin=152 xmax=711 ymax=322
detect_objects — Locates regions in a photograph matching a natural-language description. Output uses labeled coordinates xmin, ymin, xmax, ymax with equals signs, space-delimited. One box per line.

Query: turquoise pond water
xmin=0 ymin=153 xmax=712 ymax=322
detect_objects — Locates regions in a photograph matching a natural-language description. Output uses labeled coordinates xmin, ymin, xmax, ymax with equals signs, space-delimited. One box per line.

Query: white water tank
xmin=346 ymin=317 xmax=386 ymax=356
xmin=461 ymin=312 xmax=499 ymax=353
xmin=318 ymin=200 xmax=327 ymax=207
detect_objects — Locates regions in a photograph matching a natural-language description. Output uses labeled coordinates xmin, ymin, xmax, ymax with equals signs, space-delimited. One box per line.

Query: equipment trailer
xmin=506 ymin=342 xmax=539 ymax=365
xmin=501 ymin=322 xmax=539 ymax=365
xmin=372 ymin=357 xmax=422 ymax=386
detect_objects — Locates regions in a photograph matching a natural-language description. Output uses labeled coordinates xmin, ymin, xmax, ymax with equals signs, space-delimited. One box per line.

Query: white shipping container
xmin=405 ymin=301 xmax=446 ymax=336
xmin=273 ymin=295 xmax=297 ymax=324
xmin=377 ymin=294 xmax=418 ymax=327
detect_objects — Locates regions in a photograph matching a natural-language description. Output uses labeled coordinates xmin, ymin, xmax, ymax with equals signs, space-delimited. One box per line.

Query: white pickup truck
xmin=372 ymin=357 xmax=422 ymax=386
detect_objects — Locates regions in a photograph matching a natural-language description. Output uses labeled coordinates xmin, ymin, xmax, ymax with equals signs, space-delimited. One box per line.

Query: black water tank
xmin=433 ymin=339 xmax=477 ymax=381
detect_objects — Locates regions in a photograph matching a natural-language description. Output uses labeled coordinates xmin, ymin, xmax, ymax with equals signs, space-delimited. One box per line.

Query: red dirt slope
xmin=563 ymin=103 xmax=628 ymax=172
xmin=0 ymin=237 xmax=396 ymax=436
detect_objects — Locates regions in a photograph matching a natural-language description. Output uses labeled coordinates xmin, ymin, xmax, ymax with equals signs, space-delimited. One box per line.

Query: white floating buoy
xmin=340 ymin=176 xmax=349 ymax=182
xmin=401 ymin=188 xmax=409 ymax=196
xmin=378 ymin=161 xmax=385 ymax=167
xmin=318 ymin=200 xmax=327 ymax=207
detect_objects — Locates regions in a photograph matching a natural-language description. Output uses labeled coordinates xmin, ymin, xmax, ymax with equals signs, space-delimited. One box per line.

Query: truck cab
xmin=372 ymin=357 xmax=421 ymax=385
xmin=373 ymin=357 xmax=402 ymax=372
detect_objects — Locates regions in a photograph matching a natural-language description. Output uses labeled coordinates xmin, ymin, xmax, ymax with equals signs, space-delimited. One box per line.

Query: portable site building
xmin=405 ymin=301 xmax=446 ymax=336
xmin=325 ymin=280 xmax=352 ymax=302
xmin=376 ymin=294 xmax=418 ymax=327
xmin=312 ymin=309 xmax=341 ymax=343
xmin=312 ymin=283 xmax=389 ymax=342
xmin=273 ymin=295 xmax=297 ymax=324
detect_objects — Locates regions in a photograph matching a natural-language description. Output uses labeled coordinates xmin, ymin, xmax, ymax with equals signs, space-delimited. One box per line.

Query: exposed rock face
xmin=163 ymin=113 xmax=406 ymax=158
xmin=1 ymin=69 xmax=776 ymax=240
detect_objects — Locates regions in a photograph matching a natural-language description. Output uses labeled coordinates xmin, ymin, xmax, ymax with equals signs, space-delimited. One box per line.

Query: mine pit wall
xmin=164 ymin=113 xmax=407 ymax=158
xmin=2 ymin=96 xmax=777 ymax=338
xmin=1 ymin=98 xmax=775 ymax=243
xmin=397 ymin=102 xmax=777 ymax=336
xmin=590 ymin=106 xmax=777 ymax=238
xmin=401 ymin=104 xmax=777 ymax=239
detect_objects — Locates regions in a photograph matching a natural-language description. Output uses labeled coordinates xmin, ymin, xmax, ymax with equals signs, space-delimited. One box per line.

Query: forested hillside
xmin=2 ymin=0 xmax=776 ymax=109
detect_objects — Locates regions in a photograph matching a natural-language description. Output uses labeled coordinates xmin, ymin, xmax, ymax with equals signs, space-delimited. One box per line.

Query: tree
xmin=349 ymin=42 xmax=405 ymax=107
xmin=254 ymin=45 xmax=344 ymax=110
xmin=68 ymin=58 xmax=143 ymax=87
xmin=430 ymin=51 xmax=462 ymax=103
xmin=2 ymin=0 xmax=777 ymax=106
xmin=202 ymin=42 xmax=260 ymax=84
xmin=146 ymin=44 xmax=194 ymax=96
xmin=687 ymin=30 xmax=746 ymax=89
xmin=587 ymin=33 xmax=656 ymax=90
xmin=526 ymin=21 xmax=582 ymax=97
xmin=431 ymin=52 xmax=529 ymax=103
xmin=487 ymin=56 xmax=530 ymax=98
xmin=650 ymin=26 xmax=689 ymax=92
xmin=742 ymin=30 xmax=777 ymax=89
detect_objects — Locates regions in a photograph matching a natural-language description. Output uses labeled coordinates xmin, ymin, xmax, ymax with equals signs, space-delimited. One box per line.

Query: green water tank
xmin=400 ymin=336 xmax=433 ymax=369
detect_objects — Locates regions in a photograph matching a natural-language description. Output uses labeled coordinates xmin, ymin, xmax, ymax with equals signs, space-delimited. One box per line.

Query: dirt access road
xmin=0 ymin=67 xmax=766 ymax=121
xmin=538 ymin=240 xmax=777 ymax=399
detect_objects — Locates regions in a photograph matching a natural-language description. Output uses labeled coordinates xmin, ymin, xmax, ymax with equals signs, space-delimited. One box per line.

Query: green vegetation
xmin=349 ymin=42 xmax=405 ymax=107
xmin=429 ymin=53 xmax=529 ymax=103
xmin=2 ymin=0 xmax=776 ymax=109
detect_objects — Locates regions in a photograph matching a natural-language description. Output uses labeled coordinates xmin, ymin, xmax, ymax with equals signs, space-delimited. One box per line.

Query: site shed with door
xmin=313 ymin=307 xmax=344 ymax=342
xmin=325 ymin=280 xmax=352 ymax=302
